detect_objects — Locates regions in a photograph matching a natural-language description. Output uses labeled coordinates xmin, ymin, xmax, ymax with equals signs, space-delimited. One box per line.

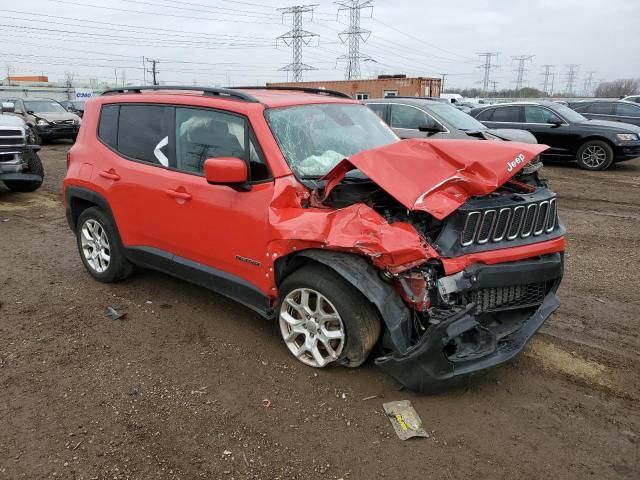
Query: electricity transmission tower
xmin=583 ymin=70 xmax=596 ymax=96
xmin=145 ymin=58 xmax=159 ymax=85
xmin=336 ymin=0 xmax=373 ymax=80
xmin=512 ymin=55 xmax=534 ymax=94
xmin=541 ymin=64 xmax=554 ymax=95
xmin=276 ymin=5 xmax=319 ymax=82
xmin=565 ymin=64 xmax=580 ymax=96
xmin=477 ymin=52 xmax=499 ymax=93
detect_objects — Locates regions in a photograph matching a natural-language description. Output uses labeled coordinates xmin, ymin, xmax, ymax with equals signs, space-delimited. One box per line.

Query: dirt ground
xmin=1 ymin=142 xmax=639 ymax=480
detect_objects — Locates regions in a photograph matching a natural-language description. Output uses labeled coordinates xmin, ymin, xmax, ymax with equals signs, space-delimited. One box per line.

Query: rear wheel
xmin=76 ymin=207 xmax=133 ymax=282
xmin=576 ymin=140 xmax=614 ymax=170
xmin=277 ymin=264 xmax=381 ymax=368
xmin=3 ymin=150 xmax=44 ymax=192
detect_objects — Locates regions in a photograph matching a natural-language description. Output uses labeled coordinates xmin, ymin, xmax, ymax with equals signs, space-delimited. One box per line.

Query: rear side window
xmin=475 ymin=108 xmax=494 ymax=121
xmin=492 ymin=106 xmax=521 ymax=122
xmin=118 ymin=105 xmax=173 ymax=166
xmin=98 ymin=105 xmax=119 ymax=149
xmin=589 ymin=103 xmax=615 ymax=115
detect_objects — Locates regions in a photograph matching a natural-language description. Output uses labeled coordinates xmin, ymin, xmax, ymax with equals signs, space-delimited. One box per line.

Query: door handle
xmin=166 ymin=188 xmax=192 ymax=201
xmin=99 ymin=169 xmax=120 ymax=181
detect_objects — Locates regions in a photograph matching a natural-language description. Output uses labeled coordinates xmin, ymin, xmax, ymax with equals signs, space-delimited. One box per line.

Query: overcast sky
xmin=3 ymin=0 xmax=639 ymax=91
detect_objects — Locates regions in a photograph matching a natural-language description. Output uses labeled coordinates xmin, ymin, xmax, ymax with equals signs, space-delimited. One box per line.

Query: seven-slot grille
xmin=461 ymin=199 xmax=557 ymax=247
xmin=471 ymin=282 xmax=546 ymax=314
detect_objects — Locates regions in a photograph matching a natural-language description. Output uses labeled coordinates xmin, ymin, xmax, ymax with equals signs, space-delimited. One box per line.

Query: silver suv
xmin=0 ymin=102 xmax=44 ymax=192
xmin=7 ymin=98 xmax=81 ymax=144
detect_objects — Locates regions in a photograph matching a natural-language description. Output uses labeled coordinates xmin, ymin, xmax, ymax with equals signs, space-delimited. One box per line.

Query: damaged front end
xmin=306 ymin=139 xmax=565 ymax=391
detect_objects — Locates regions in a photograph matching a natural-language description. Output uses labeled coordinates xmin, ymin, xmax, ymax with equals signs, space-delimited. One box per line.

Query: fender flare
xmin=280 ymin=249 xmax=413 ymax=353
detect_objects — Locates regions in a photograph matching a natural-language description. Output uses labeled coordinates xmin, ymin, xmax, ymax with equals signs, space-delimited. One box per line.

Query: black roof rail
xmin=232 ymin=86 xmax=352 ymax=99
xmin=100 ymin=85 xmax=259 ymax=103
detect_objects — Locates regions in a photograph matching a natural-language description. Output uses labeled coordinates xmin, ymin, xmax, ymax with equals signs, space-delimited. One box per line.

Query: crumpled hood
xmin=34 ymin=112 xmax=80 ymax=123
xmin=322 ymin=139 xmax=549 ymax=220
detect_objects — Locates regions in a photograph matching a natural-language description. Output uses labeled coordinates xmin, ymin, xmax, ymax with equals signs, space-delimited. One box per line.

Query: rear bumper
xmin=376 ymin=253 xmax=563 ymax=392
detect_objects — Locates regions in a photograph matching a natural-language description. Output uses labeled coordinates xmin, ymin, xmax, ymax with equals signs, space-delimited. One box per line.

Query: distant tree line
xmin=444 ymin=78 xmax=640 ymax=98
xmin=594 ymin=78 xmax=640 ymax=98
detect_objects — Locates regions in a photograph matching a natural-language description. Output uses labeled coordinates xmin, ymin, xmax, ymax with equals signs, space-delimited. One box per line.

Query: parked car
xmin=364 ymin=97 xmax=537 ymax=143
xmin=7 ymin=98 xmax=81 ymax=144
xmin=59 ymin=100 xmax=86 ymax=118
xmin=567 ymin=100 xmax=640 ymax=127
xmin=622 ymin=95 xmax=640 ymax=104
xmin=64 ymin=86 xmax=565 ymax=392
xmin=470 ymin=101 xmax=640 ymax=170
xmin=0 ymin=102 xmax=44 ymax=192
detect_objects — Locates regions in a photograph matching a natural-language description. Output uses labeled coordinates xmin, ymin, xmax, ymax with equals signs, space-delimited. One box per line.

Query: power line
xmin=512 ymin=55 xmax=534 ymax=94
xmin=276 ymin=5 xmax=319 ymax=82
xmin=541 ymin=64 xmax=554 ymax=95
xmin=335 ymin=0 xmax=373 ymax=80
xmin=477 ymin=52 xmax=499 ymax=93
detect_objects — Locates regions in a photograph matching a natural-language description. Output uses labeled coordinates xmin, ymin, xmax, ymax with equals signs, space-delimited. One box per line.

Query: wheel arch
xmin=578 ymin=135 xmax=616 ymax=151
xmin=274 ymin=249 xmax=413 ymax=353
xmin=65 ymin=186 xmax=116 ymax=232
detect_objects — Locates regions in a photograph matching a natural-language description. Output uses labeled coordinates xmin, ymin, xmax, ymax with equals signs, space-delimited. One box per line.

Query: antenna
xmin=276 ymin=4 xmax=319 ymax=82
xmin=335 ymin=0 xmax=374 ymax=80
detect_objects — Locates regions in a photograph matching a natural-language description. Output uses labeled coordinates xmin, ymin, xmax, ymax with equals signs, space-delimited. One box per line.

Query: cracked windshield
xmin=266 ymin=103 xmax=398 ymax=178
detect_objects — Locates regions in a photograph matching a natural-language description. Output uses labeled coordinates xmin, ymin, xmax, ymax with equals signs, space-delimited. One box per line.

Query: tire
xmin=277 ymin=263 xmax=381 ymax=368
xmin=3 ymin=150 xmax=44 ymax=192
xmin=576 ymin=140 xmax=614 ymax=170
xmin=76 ymin=207 xmax=134 ymax=283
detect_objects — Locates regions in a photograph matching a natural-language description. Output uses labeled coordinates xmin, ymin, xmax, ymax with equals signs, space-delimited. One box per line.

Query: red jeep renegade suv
xmin=63 ymin=86 xmax=565 ymax=392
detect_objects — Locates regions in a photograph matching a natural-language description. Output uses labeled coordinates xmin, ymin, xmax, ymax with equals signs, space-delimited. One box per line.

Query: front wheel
xmin=277 ymin=264 xmax=381 ymax=368
xmin=576 ymin=140 xmax=614 ymax=170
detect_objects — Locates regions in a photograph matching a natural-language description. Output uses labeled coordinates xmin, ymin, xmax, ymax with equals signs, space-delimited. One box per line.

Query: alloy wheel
xmin=80 ymin=219 xmax=111 ymax=273
xmin=279 ymin=288 xmax=345 ymax=367
xmin=581 ymin=145 xmax=607 ymax=168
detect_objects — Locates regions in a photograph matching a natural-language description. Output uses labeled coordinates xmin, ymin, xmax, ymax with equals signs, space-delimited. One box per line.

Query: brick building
xmin=268 ymin=75 xmax=441 ymax=100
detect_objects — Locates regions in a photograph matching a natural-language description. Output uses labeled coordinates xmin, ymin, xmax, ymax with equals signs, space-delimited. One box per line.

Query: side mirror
xmin=204 ymin=157 xmax=248 ymax=185
xmin=547 ymin=117 xmax=563 ymax=127
xmin=418 ymin=123 xmax=443 ymax=133
xmin=1 ymin=102 xmax=15 ymax=113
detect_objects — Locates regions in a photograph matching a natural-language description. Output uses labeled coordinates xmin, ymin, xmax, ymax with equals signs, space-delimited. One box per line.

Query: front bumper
xmin=613 ymin=142 xmax=640 ymax=161
xmin=376 ymin=253 xmax=563 ymax=392
xmin=35 ymin=123 xmax=79 ymax=139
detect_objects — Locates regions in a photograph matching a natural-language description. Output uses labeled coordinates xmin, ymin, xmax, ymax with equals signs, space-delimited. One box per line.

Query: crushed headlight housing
xmin=616 ymin=133 xmax=638 ymax=141
xmin=395 ymin=268 xmax=436 ymax=312
xmin=36 ymin=118 xmax=49 ymax=126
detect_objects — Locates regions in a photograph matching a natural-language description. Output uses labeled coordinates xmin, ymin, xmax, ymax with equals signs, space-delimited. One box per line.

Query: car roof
xmin=474 ymin=100 xmax=558 ymax=109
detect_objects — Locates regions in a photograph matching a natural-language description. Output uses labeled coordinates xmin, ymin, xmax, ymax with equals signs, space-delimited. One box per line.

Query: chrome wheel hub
xmin=279 ymin=288 xmax=345 ymax=367
xmin=582 ymin=145 xmax=607 ymax=168
xmin=80 ymin=219 xmax=110 ymax=273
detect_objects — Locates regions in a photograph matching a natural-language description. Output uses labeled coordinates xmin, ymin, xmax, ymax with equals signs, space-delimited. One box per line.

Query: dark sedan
xmin=568 ymin=100 xmax=640 ymax=127
xmin=470 ymin=101 xmax=640 ymax=170
xmin=364 ymin=97 xmax=536 ymax=143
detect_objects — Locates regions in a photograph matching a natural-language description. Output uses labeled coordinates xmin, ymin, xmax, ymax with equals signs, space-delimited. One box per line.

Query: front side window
xmin=390 ymin=104 xmax=437 ymax=130
xmin=265 ymin=103 xmax=398 ymax=178
xmin=491 ymin=106 xmax=521 ymax=122
xmin=616 ymin=103 xmax=640 ymax=117
xmin=426 ymin=103 xmax=485 ymax=130
xmin=524 ymin=106 xmax=560 ymax=123
xmin=174 ymin=107 xmax=269 ymax=181
xmin=117 ymin=105 xmax=173 ymax=166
